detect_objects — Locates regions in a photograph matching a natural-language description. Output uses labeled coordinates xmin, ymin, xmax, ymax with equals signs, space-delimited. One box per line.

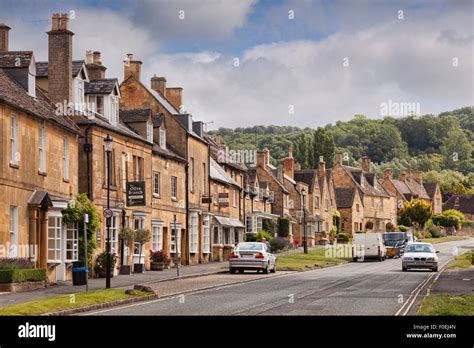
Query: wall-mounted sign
xmin=218 ymin=192 xmax=229 ymax=207
xmin=126 ymin=181 xmax=146 ymax=206
xmin=201 ymin=196 xmax=212 ymax=204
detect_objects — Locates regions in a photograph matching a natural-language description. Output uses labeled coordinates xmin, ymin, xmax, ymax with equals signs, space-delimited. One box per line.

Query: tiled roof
xmin=344 ymin=166 xmax=391 ymax=197
xmin=210 ymin=157 xmax=239 ymax=186
xmin=120 ymin=108 xmax=151 ymax=123
xmin=335 ymin=187 xmax=356 ymax=208
xmin=152 ymin=143 xmax=185 ymax=162
xmin=84 ymin=78 xmax=118 ymax=94
xmin=423 ymin=182 xmax=438 ymax=199
xmin=443 ymin=194 xmax=474 ymax=214
xmin=294 ymin=170 xmax=317 ymax=192
xmin=0 ymin=51 xmax=33 ymax=68
xmin=405 ymin=180 xmax=430 ymax=200
xmin=390 ymin=178 xmax=430 ymax=200
xmin=36 ymin=60 xmax=85 ymax=78
xmin=0 ymin=68 xmax=80 ymax=134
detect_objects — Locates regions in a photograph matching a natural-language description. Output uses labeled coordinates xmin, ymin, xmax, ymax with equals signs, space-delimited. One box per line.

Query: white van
xmin=352 ymin=232 xmax=386 ymax=262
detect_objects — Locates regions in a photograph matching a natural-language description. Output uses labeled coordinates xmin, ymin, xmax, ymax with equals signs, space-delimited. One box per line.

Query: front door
xmin=132 ymin=215 xmax=146 ymax=265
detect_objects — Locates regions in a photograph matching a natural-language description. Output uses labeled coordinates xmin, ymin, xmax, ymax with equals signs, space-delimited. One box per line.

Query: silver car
xmin=402 ymin=242 xmax=439 ymax=272
xmin=229 ymin=242 xmax=276 ymax=274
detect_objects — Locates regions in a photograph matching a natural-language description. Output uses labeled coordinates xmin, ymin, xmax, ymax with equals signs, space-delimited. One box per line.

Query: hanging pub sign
xmin=126 ymin=181 xmax=146 ymax=206
xmin=218 ymin=192 xmax=229 ymax=207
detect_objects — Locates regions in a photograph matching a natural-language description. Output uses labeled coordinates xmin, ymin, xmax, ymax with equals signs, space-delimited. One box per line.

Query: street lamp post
xmin=301 ymin=188 xmax=308 ymax=254
xmin=104 ymin=134 xmax=113 ymax=289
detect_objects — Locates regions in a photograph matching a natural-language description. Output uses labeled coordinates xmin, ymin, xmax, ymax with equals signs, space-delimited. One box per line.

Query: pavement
xmin=0 ymin=245 xmax=320 ymax=308
xmin=86 ymin=238 xmax=474 ymax=316
xmin=429 ymin=264 xmax=474 ymax=295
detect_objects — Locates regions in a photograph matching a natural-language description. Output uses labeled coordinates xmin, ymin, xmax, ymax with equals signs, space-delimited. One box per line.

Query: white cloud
xmin=131 ymin=0 xmax=257 ymax=40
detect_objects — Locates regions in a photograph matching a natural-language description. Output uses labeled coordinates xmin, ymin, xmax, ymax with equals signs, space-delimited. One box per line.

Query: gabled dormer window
xmin=147 ymin=121 xmax=153 ymax=142
xmin=159 ymin=128 xmax=166 ymax=149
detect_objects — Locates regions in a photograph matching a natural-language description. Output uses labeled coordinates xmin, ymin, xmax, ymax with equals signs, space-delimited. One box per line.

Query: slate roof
xmin=152 ymin=143 xmax=185 ymax=162
xmin=294 ymin=170 xmax=317 ymax=192
xmin=0 ymin=51 xmax=33 ymax=68
xmin=120 ymin=108 xmax=151 ymax=123
xmin=389 ymin=178 xmax=430 ymax=200
xmin=343 ymin=166 xmax=392 ymax=197
xmin=84 ymin=78 xmax=118 ymax=94
xmin=423 ymin=182 xmax=439 ymax=199
xmin=0 ymin=69 xmax=80 ymax=134
xmin=335 ymin=187 xmax=356 ymax=208
xmin=443 ymin=194 xmax=474 ymax=214
xmin=210 ymin=157 xmax=239 ymax=187
xmin=36 ymin=60 xmax=85 ymax=78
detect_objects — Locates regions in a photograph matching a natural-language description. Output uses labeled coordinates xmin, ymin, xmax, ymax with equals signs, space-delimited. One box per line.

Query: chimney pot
xmin=361 ymin=156 xmax=371 ymax=172
xmin=335 ymin=152 xmax=343 ymax=166
xmin=93 ymin=51 xmax=101 ymax=64
xmin=0 ymin=23 xmax=11 ymax=52
xmin=124 ymin=53 xmax=142 ymax=81
xmin=384 ymin=168 xmax=393 ymax=180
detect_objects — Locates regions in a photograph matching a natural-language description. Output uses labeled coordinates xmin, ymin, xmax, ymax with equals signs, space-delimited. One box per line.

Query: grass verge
xmin=418 ymin=294 xmax=474 ymax=315
xmin=276 ymin=247 xmax=351 ymax=271
xmin=0 ymin=289 xmax=149 ymax=315
xmin=419 ymin=236 xmax=467 ymax=244
xmin=447 ymin=250 xmax=474 ymax=269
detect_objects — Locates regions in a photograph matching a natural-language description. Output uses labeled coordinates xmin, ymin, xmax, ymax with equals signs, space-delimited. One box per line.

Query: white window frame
xmin=63 ymin=136 xmax=69 ymax=180
xmin=10 ymin=114 xmax=18 ymax=165
xmin=159 ymin=128 xmax=166 ymax=149
xmin=233 ymin=189 xmax=237 ymax=207
xmin=133 ymin=216 xmax=146 ymax=257
xmin=203 ymin=215 xmax=210 ymax=254
xmin=65 ymin=223 xmax=79 ymax=262
xmin=190 ymin=157 xmax=195 ymax=192
xmin=38 ymin=127 xmax=46 ymax=173
xmin=146 ymin=121 xmax=153 ymax=142
xmin=48 ymin=216 xmax=62 ymax=262
xmin=170 ymin=224 xmax=180 ymax=254
xmin=171 ymin=176 xmax=177 ymax=199
xmin=9 ymin=206 xmax=18 ymax=251
xmin=121 ymin=152 xmax=128 ymax=191
xmin=110 ymin=215 xmax=119 ymax=254
xmin=152 ymin=223 xmax=163 ymax=251
xmin=153 ymin=171 xmax=161 ymax=197
xmin=189 ymin=213 xmax=199 ymax=253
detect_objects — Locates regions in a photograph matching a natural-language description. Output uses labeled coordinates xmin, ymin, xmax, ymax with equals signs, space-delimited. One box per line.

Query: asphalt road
xmin=89 ymin=238 xmax=474 ymax=316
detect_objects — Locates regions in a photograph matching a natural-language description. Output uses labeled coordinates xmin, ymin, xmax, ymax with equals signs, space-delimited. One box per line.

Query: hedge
xmin=0 ymin=268 xmax=46 ymax=284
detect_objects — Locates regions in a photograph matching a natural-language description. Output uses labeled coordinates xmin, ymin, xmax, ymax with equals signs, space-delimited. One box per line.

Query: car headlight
xmin=427 ymin=257 xmax=437 ymax=261
xmin=403 ymin=257 xmax=413 ymax=261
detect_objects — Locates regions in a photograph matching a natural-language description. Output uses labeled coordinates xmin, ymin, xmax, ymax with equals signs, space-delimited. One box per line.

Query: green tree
xmin=312 ymin=127 xmax=336 ymax=168
xmin=441 ymin=127 xmax=473 ymax=170
xmin=398 ymin=199 xmax=433 ymax=230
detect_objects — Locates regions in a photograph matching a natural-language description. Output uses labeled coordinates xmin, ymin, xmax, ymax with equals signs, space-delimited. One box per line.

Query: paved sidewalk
xmin=430 ymin=266 xmax=474 ymax=295
xmin=0 ymin=245 xmax=322 ymax=308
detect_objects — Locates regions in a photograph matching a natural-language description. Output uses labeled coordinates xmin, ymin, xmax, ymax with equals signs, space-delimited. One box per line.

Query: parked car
xmin=352 ymin=232 xmax=386 ymax=262
xmin=229 ymin=242 xmax=276 ymax=274
xmin=402 ymin=242 xmax=439 ymax=272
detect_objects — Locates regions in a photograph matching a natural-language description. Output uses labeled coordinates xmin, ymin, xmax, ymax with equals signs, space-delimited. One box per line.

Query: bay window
xmin=189 ymin=213 xmax=198 ymax=253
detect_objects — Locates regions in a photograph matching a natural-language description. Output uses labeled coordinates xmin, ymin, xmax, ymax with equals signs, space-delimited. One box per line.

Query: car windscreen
xmin=236 ymin=243 xmax=263 ymax=251
xmin=405 ymin=244 xmax=434 ymax=253
xmin=383 ymin=233 xmax=405 ymax=241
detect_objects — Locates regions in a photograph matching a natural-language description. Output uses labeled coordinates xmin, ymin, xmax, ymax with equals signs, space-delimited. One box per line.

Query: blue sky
xmin=0 ymin=0 xmax=472 ymax=128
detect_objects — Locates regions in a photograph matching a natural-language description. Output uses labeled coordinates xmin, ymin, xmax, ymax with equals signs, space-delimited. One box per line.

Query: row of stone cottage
xmin=0 ymin=14 xmax=443 ymax=283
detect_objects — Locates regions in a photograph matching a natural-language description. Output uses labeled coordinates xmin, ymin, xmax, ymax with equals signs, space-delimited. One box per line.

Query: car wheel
xmin=352 ymin=257 xmax=358 ymax=262
xmin=230 ymin=268 xmax=236 ymax=274
xmin=402 ymin=267 xmax=408 ymax=272
xmin=238 ymin=269 xmax=244 ymax=274
xmin=378 ymin=257 xmax=383 ymax=262
xmin=271 ymin=262 xmax=276 ymax=273
xmin=432 ymin=267 xmax=438 ymax=272
xmin=263 ymin=263 xmax=270 ymax=274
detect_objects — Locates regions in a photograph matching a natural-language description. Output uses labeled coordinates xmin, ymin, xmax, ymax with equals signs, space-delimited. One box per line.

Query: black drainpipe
xmin=207 ymin=142 xmax=211 ymax=262
xmin=184 ymin=132 xmax=190 ymax=266
xmin=84 ymin=126 xmax=93 ymax=200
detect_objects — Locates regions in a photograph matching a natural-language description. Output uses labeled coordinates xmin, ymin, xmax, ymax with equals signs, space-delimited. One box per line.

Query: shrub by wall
xmin=0 ymin=269 xmax=46 ymax=284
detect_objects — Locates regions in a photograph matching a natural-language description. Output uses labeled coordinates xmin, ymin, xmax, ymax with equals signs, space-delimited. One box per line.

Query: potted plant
xmin=94 ymin=251 xmax=117 ymax=278
xmin=149 ymin=250 xmax=170 ymax=271
xmin=133 ymin=229 xmax=151 ymax=273
xmin=119 ymin=227 xmax=134 ymax=275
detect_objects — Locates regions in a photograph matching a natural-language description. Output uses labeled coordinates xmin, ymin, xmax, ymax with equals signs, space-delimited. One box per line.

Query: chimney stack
xmin=283 ymin=148 xmax=294 ymax=179
xmin=257 ymin=147 xmax=270 ymax=168
xmin=398 ymin=171 xmax=407 ymax=182
xmin=384 ymin=168 xmax=393 ymax=180
xmin=86 ymin=50 xmax=107 ymax=80
xmin=166 ymin=87 xmax=183 ymax=111
xmin=0 ymin=23 xmax=11 ymax=52
xmin=361 ymin=156 xmax=371 ymax=172
xmin=151 ymin=75 xmax=166 ymax=96
xmin=335 ymin=152 xmax=343 ymax=166
xmin=412 ymin=170 xmax=423 ymax=185
xmin=124 ymin=53 xmax=142 ymax=81
xmin=318 ymin=156 xmax=326 ymax=178
xmin=47 ymin=13 xmax=74 ymax=105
